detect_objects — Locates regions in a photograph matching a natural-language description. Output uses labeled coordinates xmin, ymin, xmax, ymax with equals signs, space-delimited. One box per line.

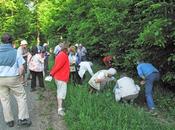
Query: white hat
xmin=75 ymin=43 xmax=78 ymax=47
xmin=20 ymin=40 xmax=28 ymax=45
xmin=107 ymin=68 xmax=116 ymax=75
xmin=43 ymin=43 xmax=48 ymax=46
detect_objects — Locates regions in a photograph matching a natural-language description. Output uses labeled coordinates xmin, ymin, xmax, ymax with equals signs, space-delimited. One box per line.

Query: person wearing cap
xmin=77 ymin=44 xmax=87 ymax=62
xmin=136 ymin=60 xmax=160 ymax=115
xmin=0 ymin=33 xmax=32 ymax=127
xmin=88 ymin=68 xmax=116 ymax=93
xmin=114 ymin=73 xmax=140 ymax=103
xmin=50 ymin=42 xmax=70 ymax=116
xmin=17 ymin=40 xmax=29 ymax=86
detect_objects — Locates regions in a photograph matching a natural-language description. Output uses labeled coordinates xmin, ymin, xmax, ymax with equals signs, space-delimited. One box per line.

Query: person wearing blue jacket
xmin=137 ymin=60 xmax=160 ymax=115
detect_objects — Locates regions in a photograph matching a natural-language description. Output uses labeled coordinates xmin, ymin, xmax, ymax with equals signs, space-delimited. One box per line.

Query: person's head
xmin=69 ymin=46 xmax=76 ymax=54
xmin=1 ymin=33 xmax=13 ymax=44
xmin=20 ymin=40 xmax=28 ymax=48
xmin=107 ymin=68 xmax=116 ymax=77
xmin=61 ymin=42 xmax=69 ymax=54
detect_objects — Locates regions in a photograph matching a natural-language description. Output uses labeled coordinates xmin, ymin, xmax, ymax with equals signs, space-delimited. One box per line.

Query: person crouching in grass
xmin=88 ymin=68 xmax=116 ymax=93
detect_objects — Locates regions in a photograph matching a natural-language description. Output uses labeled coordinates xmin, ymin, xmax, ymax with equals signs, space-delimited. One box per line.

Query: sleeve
xmin=17 ymin=53 xmax=25 ymax=67
xmin=50 ymin=53 xmax=66 ymax=76
xmin=86 ymin=63 xmax=94 ymax=76
xmin=137 ymin=65 xmax=144 ymax=78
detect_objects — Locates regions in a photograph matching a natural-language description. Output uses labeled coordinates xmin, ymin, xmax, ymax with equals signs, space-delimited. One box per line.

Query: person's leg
xmin=10 ymin=76 xmax=32 ymax=126
xmin=30 ymin=71 xmax=36 ymax=91
xmin=55 ymin=80 xmax=67 ymax=116
xmin=0 ymin=78 xmax=14 ymax=123
xmin=145 ymin=73 xmax=156 ymax=109
xmin=37 ymin=72 xmax=45 ymax=88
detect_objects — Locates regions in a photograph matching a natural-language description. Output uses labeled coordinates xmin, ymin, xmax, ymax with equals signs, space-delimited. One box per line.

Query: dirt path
xmin=0 ymin=80 xmax=67 ymax=130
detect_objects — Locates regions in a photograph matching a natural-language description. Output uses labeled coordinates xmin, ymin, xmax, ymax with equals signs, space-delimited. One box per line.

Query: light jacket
xmin=50 ymin=51 xmax=70 ymax=82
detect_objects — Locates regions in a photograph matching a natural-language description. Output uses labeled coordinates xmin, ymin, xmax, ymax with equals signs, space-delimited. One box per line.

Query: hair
xmin=1 ymin=33 xmax=13 ymax=44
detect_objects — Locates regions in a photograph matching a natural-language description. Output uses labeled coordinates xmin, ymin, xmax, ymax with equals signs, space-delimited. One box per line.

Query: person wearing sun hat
xmin=88 ymin=68 xmax=116 ymax=93
xmin=17 ymin=39 xmax=29 ymax=86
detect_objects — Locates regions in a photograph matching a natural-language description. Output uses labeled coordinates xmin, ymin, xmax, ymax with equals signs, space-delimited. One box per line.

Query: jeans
xmin=145 ymin=72 xmax=160 ymax=109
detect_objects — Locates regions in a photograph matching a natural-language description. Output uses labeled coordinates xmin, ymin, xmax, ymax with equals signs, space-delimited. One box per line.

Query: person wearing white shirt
xmin=78 ymin=61 xmax=94 ymax=80
xmin=88 ymin=68 xmax=116 ymax=93
xmin=114 ymin=74 xmax=140 ymax=103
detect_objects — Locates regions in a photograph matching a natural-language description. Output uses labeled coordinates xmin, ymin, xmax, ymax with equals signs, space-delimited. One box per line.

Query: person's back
xmin=137 ymin=63 xmax=159 ymax=78
xmin=0 ymin=33 xmax=31 ymax=127
xmin=117 ymin=77 xmax=140 ymax=97
xmin=78 ymin=61 xmax=94 ymax=79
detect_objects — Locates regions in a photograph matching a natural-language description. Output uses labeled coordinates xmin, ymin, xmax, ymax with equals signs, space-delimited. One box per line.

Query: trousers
xmin=0 ymin=76 xmax=29 ymax=122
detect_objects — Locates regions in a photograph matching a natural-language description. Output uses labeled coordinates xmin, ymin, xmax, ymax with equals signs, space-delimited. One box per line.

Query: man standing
xmin=0 ymin=33 xmax=31 ymax=127
xmin=50 ymin=42 xmax=70 ymax=116
xmin=137 ymin=60 xmax=160 ymax=115
xmin=17 ymin=39 xmax=28 ymax=86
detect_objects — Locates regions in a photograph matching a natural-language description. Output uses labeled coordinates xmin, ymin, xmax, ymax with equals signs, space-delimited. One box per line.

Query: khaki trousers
xmin=0 ymin=76 xmax=29 ymax=122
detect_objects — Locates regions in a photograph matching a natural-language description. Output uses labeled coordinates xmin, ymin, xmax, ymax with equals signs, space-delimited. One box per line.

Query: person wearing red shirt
xmin=50 ymin=43 xmax=70 ymax=116
xmin=103 ymin=55 xmax=113 ymax=68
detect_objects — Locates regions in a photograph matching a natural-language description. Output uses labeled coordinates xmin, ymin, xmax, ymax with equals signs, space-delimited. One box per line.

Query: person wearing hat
xmin=0 ymin=33 xmax=32 ymax=127
xmin=77 ymin=44 xmax=87 ymax=62
xmin=50 ymin=42 xmax=70 ymax=116
xmin=17 ymin=40 xmax=29 ymax=86
xmin=88 ymin=68 xmax=116 ymax=93
xmin=136 ymin=60 xmax=160 ymax=115
xmin=114 ymin=73 xmax=140 ymax=103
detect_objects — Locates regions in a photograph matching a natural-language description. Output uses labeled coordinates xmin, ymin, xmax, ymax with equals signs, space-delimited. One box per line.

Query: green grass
xmin=64 ymin=82 xmax=174 ymax=130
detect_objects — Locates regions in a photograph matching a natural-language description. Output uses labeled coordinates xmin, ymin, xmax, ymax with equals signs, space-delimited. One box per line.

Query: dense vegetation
xmin=0 ymin=0 xmax=174 ymax=90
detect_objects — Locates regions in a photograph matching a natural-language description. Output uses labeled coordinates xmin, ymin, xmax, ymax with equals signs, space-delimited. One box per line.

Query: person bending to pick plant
xmin=114 ymin=73 xmax=140 ymax=104
xmin=50 ymin=42 xmax=70 ymax=116
xmin=136 ymin=60 xmax=160 ymax=115
xmin=88 ymin=68 xmax=116 ymax=93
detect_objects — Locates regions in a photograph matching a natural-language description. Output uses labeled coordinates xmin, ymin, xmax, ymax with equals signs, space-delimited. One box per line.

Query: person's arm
xmin=86 ymin=63 xmax=94 ymax=76
xmin=17 ymin=53 xmax=25 ymax=76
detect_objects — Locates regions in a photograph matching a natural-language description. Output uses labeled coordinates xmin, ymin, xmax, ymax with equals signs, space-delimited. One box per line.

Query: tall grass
xmin=64 ymin=83 xmax=174 ymax=130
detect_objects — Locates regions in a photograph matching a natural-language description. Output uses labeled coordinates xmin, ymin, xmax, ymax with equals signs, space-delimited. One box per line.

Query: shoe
xmin=17 ymin=119 xmax=32 ymax=127
xmin=148 ymin=109 xmax=158 ymax=116
xmin=6 ymin=120 xmax=14 ymax=127
xmin=58 ymin=108 xmax=65 ymax=116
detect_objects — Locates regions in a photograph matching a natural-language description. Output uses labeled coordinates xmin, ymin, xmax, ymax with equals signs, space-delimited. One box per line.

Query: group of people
xmin=0 ymin=33 xmax=160 ymax=128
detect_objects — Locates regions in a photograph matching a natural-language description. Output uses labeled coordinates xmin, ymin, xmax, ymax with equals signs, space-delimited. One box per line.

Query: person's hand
xmin=140 ymin=80 xmax=145 ymax=85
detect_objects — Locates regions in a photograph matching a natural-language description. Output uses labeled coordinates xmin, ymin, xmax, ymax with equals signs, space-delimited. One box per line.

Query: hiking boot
xmin=17 ymin=119 xmax=32 ymax=127
xmin=58 ymin=108 xmax=65 ymax=116
xmin=6 ymin=120 xmax=14 ymax=127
